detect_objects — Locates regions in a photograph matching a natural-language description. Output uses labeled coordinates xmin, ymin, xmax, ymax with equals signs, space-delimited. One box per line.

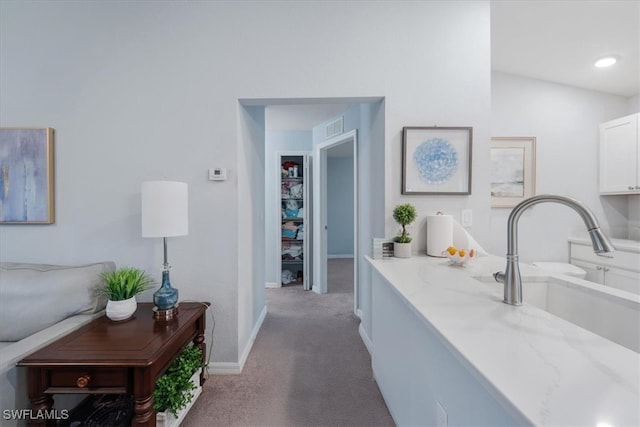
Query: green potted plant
xmin=154 ymin=345 xmax=205 ymax=427
xmin=392 ymin=203 xmax=417 ymax=258
xmin=100 ymin=267 xmax=154 ymax=321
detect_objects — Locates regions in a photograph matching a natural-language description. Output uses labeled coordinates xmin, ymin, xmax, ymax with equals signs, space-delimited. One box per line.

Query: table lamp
xmin=141 ymin=181 xmax=188 ymax=320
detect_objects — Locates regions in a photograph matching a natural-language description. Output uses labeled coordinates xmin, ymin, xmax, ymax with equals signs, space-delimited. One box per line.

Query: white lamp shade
xmin=141 ymin=181 xmax=189 ymax=237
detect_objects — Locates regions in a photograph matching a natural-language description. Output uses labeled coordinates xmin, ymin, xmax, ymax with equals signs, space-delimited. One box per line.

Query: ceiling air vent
xmin=325 ymin=117 xmax=344 ymax=139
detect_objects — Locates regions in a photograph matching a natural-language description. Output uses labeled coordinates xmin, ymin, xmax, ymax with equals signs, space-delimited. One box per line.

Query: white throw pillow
xmin=0 ymin=262 xmax=115 ymax=342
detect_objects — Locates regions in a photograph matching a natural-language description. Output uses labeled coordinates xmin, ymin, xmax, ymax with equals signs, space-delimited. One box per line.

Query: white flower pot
xmin=394 ymin=242 xmax=412 ymax=258
xmin=156 ymin=368 xmax=203 ymax=427
xmin=105 ymin=296 xmax=137 ymax=321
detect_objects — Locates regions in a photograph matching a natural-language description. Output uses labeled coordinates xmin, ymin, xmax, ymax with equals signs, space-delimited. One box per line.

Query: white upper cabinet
xmin=599 ymin=113 xmax=639 ymax=194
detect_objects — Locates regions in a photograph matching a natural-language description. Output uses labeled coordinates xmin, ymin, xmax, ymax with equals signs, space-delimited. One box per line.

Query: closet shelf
xmin=278 ymin=154 xmax=309 ymax=289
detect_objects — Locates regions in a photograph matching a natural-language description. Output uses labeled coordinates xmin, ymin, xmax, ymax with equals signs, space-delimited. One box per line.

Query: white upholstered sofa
xmin=0 ymin=261 xmax=115 ymax=424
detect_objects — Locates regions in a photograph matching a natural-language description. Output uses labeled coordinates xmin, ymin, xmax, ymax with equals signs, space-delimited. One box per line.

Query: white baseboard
xmin=327 ymin=254 xmax=354 ymax=259
xmin=238 ymin=305 xmax=267 ymax=369
xmin=359 ymin=323 xmax=373 ymax=356
xmin=207 ymin=362 xmax=241 ymax=375
xmin=265 ymin=282 xmax=281 ymax=288
xmin=207 ymin=305 xmax=267 ymax=375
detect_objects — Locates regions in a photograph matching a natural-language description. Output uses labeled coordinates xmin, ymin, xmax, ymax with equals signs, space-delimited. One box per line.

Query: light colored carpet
xmin=182 ymin=258 xmax=395 ymax=427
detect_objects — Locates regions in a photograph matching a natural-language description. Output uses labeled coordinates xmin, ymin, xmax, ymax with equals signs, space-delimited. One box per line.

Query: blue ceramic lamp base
xmin=153 ymin=269 xmax=179 ymax=321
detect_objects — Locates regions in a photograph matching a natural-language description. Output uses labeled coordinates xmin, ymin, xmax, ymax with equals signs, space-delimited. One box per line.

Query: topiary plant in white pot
xmin=392 ymin=203 xmax=417 ymax=258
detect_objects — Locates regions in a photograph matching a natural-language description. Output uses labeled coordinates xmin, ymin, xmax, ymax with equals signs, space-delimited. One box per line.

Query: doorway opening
xmin=325 ymin=138 xmax=355 ymax=298
xmin=313 ymin=130 xmax=357 ymax=313
xmin=239 ymin=96 xmax=384 ymax=318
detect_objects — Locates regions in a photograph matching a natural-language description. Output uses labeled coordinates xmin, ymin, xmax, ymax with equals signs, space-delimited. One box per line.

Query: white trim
xmin=313 ymin=129 xmax=358 ymax=302
xmin=207 ymin=305 xmax=267 ymax=375
xmin=358 ymin=323 xmax=373 ymax=356
xmin=356 ymin=308 xmax=363 ymax=319
xmin=238 ymin=305 xmax=267 ymax=370
xmin=207 ymin=362 xmax=241 ymax=375
xmin=265 ymin=282 xmax=281 ymax=288
xmin=327 ymin=254 xmax=354 ymax=259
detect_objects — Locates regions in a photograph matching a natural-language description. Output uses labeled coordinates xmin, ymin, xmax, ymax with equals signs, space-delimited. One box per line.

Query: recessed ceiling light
xmin=595 ymin=56 xmax=618 ymax=68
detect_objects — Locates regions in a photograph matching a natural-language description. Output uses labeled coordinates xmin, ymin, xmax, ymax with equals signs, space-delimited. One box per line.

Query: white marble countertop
xmin=569 ymin=235 xmax=640 ymax=253
xmin=367 ymin=254 xmax=639 ymax=426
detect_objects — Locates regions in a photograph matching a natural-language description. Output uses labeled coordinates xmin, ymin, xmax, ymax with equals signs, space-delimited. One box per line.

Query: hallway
xmin=183 ymin=258 xmax=394 ymax=426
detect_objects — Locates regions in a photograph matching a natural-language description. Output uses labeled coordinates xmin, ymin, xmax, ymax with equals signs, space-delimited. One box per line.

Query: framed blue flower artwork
xmin=402 ymin=127 xmax=472 ymax=195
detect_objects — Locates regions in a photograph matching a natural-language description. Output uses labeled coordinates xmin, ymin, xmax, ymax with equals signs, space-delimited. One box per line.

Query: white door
xmin=303 ymin=155 xmax=312 ymax=290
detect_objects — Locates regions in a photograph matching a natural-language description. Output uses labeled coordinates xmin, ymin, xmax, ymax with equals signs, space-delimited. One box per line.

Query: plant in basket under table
xmin=392 ymin=203 xmax=417 ymax=258
xmin=154 ymin=345 xmax=205 ymax=419
xmin=100 ymin=267 xmax=154 ymax=321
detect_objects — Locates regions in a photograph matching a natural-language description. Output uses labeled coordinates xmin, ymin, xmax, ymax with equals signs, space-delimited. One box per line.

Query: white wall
xmin=490 ymin=72 xmax=631 ymax=263
xmin=629 ymin=95 xmax=640 ymax=113
xmin=0 ymin=1 xmax=491 ymax=365
xmin=238 ymin=105 xmax=266 ymax=363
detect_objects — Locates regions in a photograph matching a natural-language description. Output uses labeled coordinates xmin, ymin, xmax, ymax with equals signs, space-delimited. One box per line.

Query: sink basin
xmin=480 ymin=274 xmax=640 ymax=353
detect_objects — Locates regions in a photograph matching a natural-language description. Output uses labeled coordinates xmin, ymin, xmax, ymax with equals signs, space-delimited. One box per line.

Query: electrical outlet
xmin=461 ymin=209 xmax=472 ymax=227
xmin=436 ymin=401 xmax=448 ymax=427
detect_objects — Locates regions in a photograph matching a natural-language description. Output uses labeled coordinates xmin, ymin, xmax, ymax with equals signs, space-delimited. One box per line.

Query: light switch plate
xmin=461 ymin=209 xmax=472 ymax=227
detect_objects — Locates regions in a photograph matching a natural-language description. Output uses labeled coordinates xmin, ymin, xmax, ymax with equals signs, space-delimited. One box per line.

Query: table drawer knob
xmin=76 ymin=374 xmax=91 ymax=388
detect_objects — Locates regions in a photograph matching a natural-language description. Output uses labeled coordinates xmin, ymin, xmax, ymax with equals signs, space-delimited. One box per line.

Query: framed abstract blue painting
xmin=0 ymin=128 xmax=55 ymax=223
xmin=402 ymin=126 xmax=472 ymax=195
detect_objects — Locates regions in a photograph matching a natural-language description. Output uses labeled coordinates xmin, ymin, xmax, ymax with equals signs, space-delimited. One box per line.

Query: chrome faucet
xmin=494 ymin=194 xmax=615 ymax=305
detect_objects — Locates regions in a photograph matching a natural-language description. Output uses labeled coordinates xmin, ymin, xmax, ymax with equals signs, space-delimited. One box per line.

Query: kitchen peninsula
xmin=365 ymin=255 xmax=639 ymax=426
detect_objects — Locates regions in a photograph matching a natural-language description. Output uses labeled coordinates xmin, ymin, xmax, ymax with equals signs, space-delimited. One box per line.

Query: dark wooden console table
xmin=17 ymin=302 xmax=208 ymax=426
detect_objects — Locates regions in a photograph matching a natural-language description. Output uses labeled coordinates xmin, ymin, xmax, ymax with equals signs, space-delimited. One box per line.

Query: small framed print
xmin=490 ymin=137 xmax=536 ymax=208
xmin=0 ymin=128 xmax=55 ymax=224
xmin=402 ymin=126 xmax=472 ymax=195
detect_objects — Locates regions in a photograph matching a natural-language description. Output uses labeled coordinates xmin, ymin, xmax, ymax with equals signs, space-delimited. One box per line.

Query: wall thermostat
xmin=208 ymin=168 xmax=227 ymax=181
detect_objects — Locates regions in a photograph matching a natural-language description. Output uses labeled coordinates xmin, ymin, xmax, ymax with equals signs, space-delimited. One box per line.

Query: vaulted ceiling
xmin=491 ymin=0 xmax=639 ymax=97
xmin=267 ymin=1 xmax=639 ymax=131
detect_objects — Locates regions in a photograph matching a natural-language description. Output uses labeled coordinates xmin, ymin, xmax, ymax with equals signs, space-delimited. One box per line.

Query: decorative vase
xmin=106 ymin=296 xmax=137 ymax=321
xmin=394 ymin=242 xmax=412 ymax=258
xmin=153 ymin=270 xmax=179 ymax=310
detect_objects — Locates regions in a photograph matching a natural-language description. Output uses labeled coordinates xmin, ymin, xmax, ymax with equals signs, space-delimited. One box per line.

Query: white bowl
xmin=442 ymin=249 xmax=478 ymax=266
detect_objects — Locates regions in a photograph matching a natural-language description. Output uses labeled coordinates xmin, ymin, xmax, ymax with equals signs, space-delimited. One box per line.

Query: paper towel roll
xmin=426 ymin=214 xmax=453 ymax=257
